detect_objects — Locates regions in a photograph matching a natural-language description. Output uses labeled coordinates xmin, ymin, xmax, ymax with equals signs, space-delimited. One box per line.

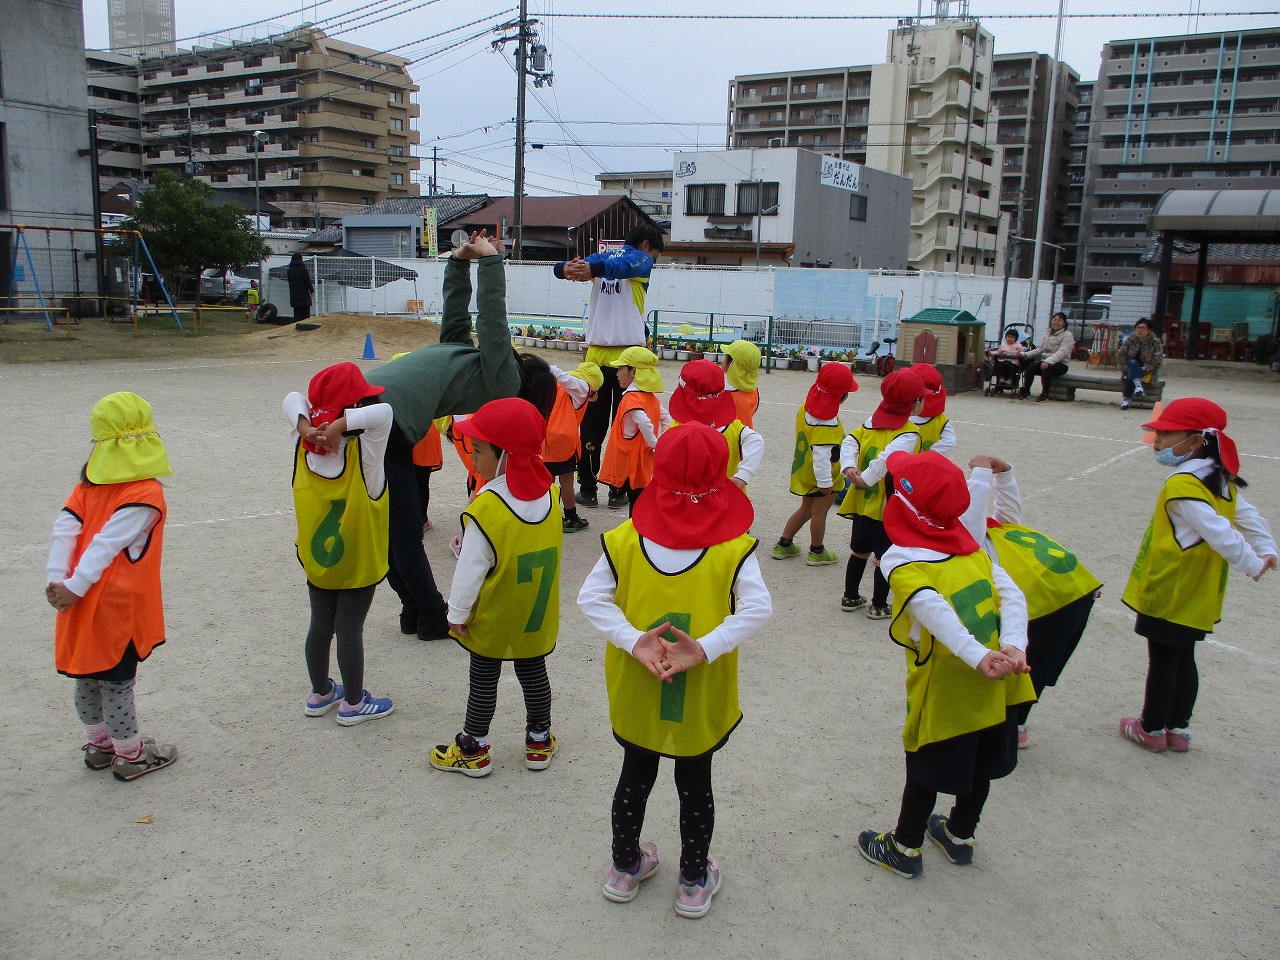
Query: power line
xmin=542 ymin=11 xmax=1280 ymax=21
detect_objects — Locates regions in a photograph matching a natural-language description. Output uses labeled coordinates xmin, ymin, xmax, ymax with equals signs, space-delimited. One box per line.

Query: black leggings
xmin=305 ymin=583 xmax=375 ymax=705
xmin=1021 ymin=361 xmax=1069 ymax=396
xmin=464 ymin=653 xmax=552 ymax=738
xmin=578 ymin=365 xmax=624 ymax=497
xmin=384 ymin=428 xmax=447 ymax=622
xmin=846 ymin=517 xmax=891 ymax=606
xmin=894 ymin=775 xmax=991 ymax=849
xmin=1142 ymin=637 xmax=1200 ymax=732
xmin=612 ymin=745 xmax=714 ymax=885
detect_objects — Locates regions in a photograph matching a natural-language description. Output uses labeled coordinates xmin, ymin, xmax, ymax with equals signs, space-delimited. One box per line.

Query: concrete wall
xmin=790 ymin=151 xmax=910 ymax=269
xmin=0 ymin=0 xmax=95 ymax=230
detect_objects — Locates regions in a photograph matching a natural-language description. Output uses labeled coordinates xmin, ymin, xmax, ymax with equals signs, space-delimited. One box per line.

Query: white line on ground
xmin=14 ymin=358 xmax=331 ymax=378
xmin=1024 ymin=446 xmax=1150 ymax=499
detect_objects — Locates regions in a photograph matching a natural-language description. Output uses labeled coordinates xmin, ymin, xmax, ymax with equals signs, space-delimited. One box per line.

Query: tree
xmin=116 ymin=171 xmax=272 ymax=300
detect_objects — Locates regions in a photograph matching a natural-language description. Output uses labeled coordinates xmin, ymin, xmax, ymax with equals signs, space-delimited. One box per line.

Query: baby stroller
xmin=983 ymin=323 xmax=1033 ymax=397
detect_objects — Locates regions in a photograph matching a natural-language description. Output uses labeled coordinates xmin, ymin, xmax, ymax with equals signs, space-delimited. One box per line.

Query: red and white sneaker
xmin=1166 ymin=728 xmax=1191 ymax=753
xmin=1119 ymin=717 xmax=1167 ymax=753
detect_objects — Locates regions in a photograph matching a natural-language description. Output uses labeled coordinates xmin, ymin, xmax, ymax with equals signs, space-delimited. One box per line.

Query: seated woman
xmin=990 ymin=329 xmax=1026 ymax=382
xmin=1114 ymin=317 xmax=1163 ymax=410
xmin=1019 ymin=313 xmax=1075 ymax=402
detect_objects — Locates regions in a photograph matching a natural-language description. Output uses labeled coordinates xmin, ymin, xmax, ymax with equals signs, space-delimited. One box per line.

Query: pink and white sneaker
xmin=1119 ymin=717 xmax=1167 ymax=753
xmin=603 ymin=842 xmax=660 ymax=903
xmin=675 ymin=858 xmax=721 ymax=919
xmin=1166 ymin=728 xmax=1191 ymax=753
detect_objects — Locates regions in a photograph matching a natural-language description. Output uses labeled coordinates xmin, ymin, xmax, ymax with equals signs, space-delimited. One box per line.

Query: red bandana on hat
xmin=804 ymin=362 xmax=856 ymax=421
xmin=451 ymin=397 xmax=553 ymax=499
xmin=305 ymin=361 xmax=385 ymax=454
xmin=912 ymin=363 xmax=947 ymax=418
xmin=870 ymin=369 xmax=926 ymax=430
xmin=1143 ymin=397 xmax=1239 ymax=474
xmin=669 ymin=359 xmax=739 ymax=428
xmin=631 ymin=422 xmax=754 ymax=549
xmin=882 ymin=450 xmax=979 ymax=555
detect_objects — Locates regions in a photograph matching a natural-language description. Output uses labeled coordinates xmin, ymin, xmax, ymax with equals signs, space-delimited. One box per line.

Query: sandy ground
xmin=2 ymin=320 xmax=1278 ymax=960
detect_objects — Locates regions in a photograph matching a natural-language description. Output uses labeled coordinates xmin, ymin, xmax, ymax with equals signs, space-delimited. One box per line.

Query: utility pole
xmin=513 ymin=0 xmax=528 ymax=260
xmin=1028 ymin=0 xmax=1067 ymax=329
xmin=430 ymin=146 xmax=440 ymax=195
xmin=494 ymin=5 xmax=551 ymax=261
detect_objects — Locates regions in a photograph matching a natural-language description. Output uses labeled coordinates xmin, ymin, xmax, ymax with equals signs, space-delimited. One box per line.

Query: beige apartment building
xmin=728 ymin=13 xmax=1002 ymax=274
xmin=125 ymin=27 xmax=419 ymax=228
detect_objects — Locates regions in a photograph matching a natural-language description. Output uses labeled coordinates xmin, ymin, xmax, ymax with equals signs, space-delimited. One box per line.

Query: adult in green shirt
xmin=365 ymin=231 xmax=555 ymax=640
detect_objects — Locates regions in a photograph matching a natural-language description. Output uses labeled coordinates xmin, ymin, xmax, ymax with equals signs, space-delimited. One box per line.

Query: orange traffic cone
xmin=1141 ymin=400 xmax=1163 ymax=445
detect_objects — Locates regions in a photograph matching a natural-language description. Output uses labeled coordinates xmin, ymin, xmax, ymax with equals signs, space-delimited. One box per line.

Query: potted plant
xmin=803 ymin=347 xmax=821 ymax=373
xmin=675 ymin=341 xmax=692 ymax=362
xmin=659 ymin=339 xmax=677 ymax=361
xmin=688 ymin=341 xmax=705 ymax=361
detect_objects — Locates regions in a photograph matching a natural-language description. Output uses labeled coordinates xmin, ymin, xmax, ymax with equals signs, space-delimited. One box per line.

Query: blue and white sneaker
xmin=336 ymin=690 xmax=394 ymax=726
xmin=304 ymin=679 xmax=345 ymax=717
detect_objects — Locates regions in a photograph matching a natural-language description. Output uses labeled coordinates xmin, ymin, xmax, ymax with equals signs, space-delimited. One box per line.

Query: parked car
xmin=198 ymin=268 xmax=255 ymax=304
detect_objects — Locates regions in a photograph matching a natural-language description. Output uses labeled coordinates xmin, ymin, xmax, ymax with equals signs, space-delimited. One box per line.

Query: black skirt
xmin=905 ymin=709 xmax=1020 ymax=796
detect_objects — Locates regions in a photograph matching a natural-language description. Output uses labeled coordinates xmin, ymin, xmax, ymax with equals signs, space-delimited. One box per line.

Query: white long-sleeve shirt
xmin=909 ymin=414 xmax=957 ymax=455
xmin=47 ymin=504 xmax=161 ymax=597
xmin=961 ymin=466 xmax=1024 ymax=556
xmin=839 ymin=417 xmax=922 ymax=486
xmin=619 ymin=385 xmax=672 ymax=450
xmin=283 ymin=393 xmax=392 ymax=498
xmin=550 ymin=363 xmax=592 ymax=409
xmin=577 ymin=543 xmax=771 ymax=664
xmin=729 ymin=423 xmax=765 ymax=485
xmin=447 ymin=473 xmax=555 ymax=625
xmin=881 ymin=544 xmax=1029 ymax=669
xmin=806 ymin=411 xmax=839 ymax=488
xmin=1165 ymin=458 xmax=1276 ymax=578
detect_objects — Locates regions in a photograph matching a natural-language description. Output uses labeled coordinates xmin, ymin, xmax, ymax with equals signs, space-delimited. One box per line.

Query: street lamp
xmin=1001 ymin=233 xmax=1063 ymax=332
xmin=754 ymin=196 xmax=780 ymax=267
xmin=251 ymin=130 xmax=269 ymax=235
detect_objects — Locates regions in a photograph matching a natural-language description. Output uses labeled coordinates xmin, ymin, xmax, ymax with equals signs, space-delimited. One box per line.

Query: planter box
xmin=806 ymin=357 xmax=821 ymax=372
xmin=675 ymin=350 xmax=691 ymax=361
xmin=660 ymin=348 xmax=677 ymax=360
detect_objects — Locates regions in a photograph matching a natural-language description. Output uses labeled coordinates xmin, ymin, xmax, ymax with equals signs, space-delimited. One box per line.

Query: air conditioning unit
xmin=767 ymin=137 xmax=784 ymax=148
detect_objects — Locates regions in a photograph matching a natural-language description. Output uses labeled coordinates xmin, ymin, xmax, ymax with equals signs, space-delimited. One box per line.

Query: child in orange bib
xmin=46 ymin=392 xmax=177 ymax=782
xmin=597 ymin=346 xmax=669 ymax=515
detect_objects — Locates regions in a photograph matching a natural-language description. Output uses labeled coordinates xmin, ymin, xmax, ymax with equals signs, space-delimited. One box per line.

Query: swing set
xmin=2 ymin=223 xmax=183 ymax=332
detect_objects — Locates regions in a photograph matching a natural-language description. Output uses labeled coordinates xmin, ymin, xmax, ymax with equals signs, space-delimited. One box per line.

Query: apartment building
xmin=595 ymin=170 xmax=673 ymax=227
xmin=727 ymin=12 xmax=1002 ymax=274
xmin=1078 ymin=26 xmax=1280 ymax=295
xmin=1062 ymin=80 xmax=1093 ymax=284
xmin=108 ymin=0 xmax=176 ymax=58
xmin=666 ymin=148 xmax=911 ymax=269
xmin=991 ymin=52 xmax=1079 ymax=281
xmin=87 ymin=51 xmax=145 ymax=192
xmin=132 ymin=27 xmax=420 ymax=228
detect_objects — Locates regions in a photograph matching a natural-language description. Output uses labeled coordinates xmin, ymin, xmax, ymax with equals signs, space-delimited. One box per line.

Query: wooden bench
xmin=1046 ymin=371 xmax=1165 ymax=408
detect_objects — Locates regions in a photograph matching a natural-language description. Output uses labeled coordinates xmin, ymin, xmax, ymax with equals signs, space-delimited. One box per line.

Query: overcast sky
xmin=81 ymin=0 xmax=1276 ymax=197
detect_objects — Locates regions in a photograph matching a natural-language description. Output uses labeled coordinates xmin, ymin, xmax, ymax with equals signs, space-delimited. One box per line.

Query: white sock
xmin=84 ymin=724 xmax=112 ymax=748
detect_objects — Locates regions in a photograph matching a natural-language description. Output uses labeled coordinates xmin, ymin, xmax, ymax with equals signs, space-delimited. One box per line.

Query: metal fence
xmin=258 ymin=254 xmax=1072 ymax=349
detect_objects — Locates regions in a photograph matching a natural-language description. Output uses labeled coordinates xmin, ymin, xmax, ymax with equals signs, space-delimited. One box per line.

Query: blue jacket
xmin=554 ymin=244 xmax=653 ymax=281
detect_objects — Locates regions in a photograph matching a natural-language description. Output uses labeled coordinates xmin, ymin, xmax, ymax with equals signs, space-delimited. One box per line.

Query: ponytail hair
xmin=1199 ymin=431 xmax=1246 ymax=495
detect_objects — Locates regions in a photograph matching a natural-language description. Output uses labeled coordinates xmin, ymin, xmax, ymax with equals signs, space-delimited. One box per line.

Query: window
xmin=736 ymin=181 xmax=779 ymax=215
xmin=685 ymin=183 xmax=726 ymax=215
xmin=792 ymin=82 xmax=807 ymax=94
xmin=816 ymin=81 xmax=835 ymax=96
xmin=768 ymin=84 xmax=783 ymax=96
xmin=0 ymin=123 xmax=6 ymax=208
xmin=390 ymin=117 xmax=404 ymax=131
xmin=849 ymin=194 xmax=868 ymax=221
xmin=391 ymin=173 xmax=404 ymax=185
xmin=390 ymin=91 xmax=403 ymax=103
xmin=360 ymin=111 xmax=374 ymax=120
xmin=361 ymin=139 xmax=375 ymax=149
xmin=245 ymin=79 xmax=263 ymax=97
xmin=389 ymin=145 xmax=405 ymax=157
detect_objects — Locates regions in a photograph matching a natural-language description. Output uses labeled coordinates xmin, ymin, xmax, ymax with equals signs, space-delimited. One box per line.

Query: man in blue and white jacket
xmin=554 ymin=223 xmax=665 ymax=509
